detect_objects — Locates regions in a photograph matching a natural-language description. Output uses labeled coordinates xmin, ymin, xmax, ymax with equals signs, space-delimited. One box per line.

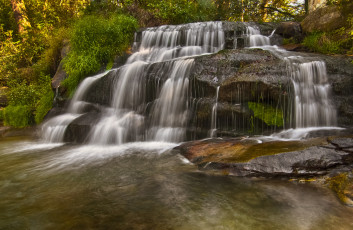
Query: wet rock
xmin=64 ymin=112 xmax=101 ymax=143
xmin=177 ymin=136 xmax=353 ymax=177
xmin=329 ymin=138 xmax=353 ymax=149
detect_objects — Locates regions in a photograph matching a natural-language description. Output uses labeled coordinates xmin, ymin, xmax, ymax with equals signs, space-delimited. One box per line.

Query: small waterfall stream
xmin=209 ymin=86 xmax=220 ymax=137
xmin=246 ymin=26 xmax=337 ymax=132
xmin=41 ymin=71 xmax=108 ymax=142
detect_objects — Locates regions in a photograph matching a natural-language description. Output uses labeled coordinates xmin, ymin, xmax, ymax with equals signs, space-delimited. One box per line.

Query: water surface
xmin=0 ymin=137 xmax=352 ymax=230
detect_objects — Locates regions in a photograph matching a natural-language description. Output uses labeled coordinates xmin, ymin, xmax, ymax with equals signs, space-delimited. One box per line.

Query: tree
xmin=10 ymin=0 xmax=31 ymax=36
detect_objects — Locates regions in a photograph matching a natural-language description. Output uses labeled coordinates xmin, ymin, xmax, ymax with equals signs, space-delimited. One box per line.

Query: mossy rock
xmin=326 ymin=172 xmax=353 ymax=206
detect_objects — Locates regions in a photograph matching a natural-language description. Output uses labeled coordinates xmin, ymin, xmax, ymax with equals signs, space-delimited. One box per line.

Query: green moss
xmin=248 ymin=102 xmax=283 ymax=127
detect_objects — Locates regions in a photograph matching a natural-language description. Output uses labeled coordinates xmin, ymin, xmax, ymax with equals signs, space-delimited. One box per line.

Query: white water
xmin=41 ymin=71 xmax=108 ymax=143
xmin=209 ymin=86 xmax=220 ymax=137
xmin=246 ymin=25 xmax=271 ymax=47
xmin=87 ymin=22 xmax=225 ymax=144
xmin=246 ymin=26 xmax=339 ymax=139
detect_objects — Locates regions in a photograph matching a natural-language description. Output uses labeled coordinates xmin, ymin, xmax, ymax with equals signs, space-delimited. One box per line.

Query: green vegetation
xmin=302 ymin=29 xmax=353 ymax=55
xmin=248 ymin=102 xmax=283 ymax=127
xmin=0 ymin=0 xmax=320 ymax=128
xmin=62 ymin=14 xmax=138 ymax=95
xmin=3 ymin=105 xmax=33 ymax=128
xmin=302 ymin=0 xmax=353 ymax=56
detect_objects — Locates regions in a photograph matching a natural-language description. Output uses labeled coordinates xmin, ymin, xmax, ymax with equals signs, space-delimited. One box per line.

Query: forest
xmin=0 ymin=0 xmax=352 ymax=128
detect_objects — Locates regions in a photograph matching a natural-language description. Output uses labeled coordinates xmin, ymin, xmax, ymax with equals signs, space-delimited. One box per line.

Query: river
xmin=1 ymin=136 xmax=352 ymax=229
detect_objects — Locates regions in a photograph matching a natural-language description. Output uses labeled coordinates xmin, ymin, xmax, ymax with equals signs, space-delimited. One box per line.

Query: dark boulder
xmin=275 ymin=22 xmax=303 ymax=42
xmin=64 ymin=112 xmax=101 ymax=143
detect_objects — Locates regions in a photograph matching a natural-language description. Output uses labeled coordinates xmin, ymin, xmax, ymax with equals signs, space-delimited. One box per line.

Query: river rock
xmin=177 ymin=136 xmax=353 ymax=177
xmin=64 ymin=112 xmax=101 ymax=143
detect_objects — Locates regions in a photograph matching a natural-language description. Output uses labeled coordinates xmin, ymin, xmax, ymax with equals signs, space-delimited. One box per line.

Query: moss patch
xmin=248 ymin=102 xmax=284 ymax=127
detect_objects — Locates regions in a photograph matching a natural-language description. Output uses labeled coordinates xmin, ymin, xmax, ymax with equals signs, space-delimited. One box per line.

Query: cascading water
xmin=42 ymin=22 xmax=340 ymax=144
xmin=41 ymin=71 xmax=108 ymax=142
xmin=246 ymin=25 xmax=271 ymax=47
xmin=63 ymin=22 xmax=224 ymax=145
xmin=246 ymin=25 xmax=339 ymax=138
xmin=209 ymin=86 xmax=220 ymax=137
xmin=286 ymin=58 xmax=336 ymax=127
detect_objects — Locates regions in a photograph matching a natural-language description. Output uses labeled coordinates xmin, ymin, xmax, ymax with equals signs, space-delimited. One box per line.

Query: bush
xmin=302 ymin=32 xmax=342 ymax=54
xmin=34 ymin=74 xmax=54 ymax=124
xmin=5 ymin=74 xmax=53 ymax=126
xmin=35 ymin=89 xmax=54 ymax=124
xmin=63 ymin=14 xmax=138 ymax=95
xmin=3 ymin=105 xmax=33 ymax=128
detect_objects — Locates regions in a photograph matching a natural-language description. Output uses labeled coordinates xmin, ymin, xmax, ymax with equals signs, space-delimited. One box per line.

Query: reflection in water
xmin=0 ymin=137 xmax=352 ymax=230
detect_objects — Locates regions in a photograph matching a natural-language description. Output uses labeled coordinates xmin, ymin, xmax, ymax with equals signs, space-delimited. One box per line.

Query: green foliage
xmin=248 ymin=102 xmax=283 ymax=127
xmin=302 ymin=30 xmax=353 ymax=54
xmin=35 ymin=89 xmax=54 ymax=124
xmin=7 ymin=83 xmax=38 ymax=107
xmin=0 ymin=108 xmax=3 ymax=121
xmin=62 ymin=14 xmax=138 ymax=95
xmin=3 ymin=105 xmax=33 ymax=128
xmin=146 ymin=0 xmax=214 ymax=24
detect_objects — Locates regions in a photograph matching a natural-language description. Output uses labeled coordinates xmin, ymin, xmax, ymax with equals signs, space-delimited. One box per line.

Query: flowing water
xmin=11 ymin=22 xmax=351 ymax=229
xmin=1 ymin=136 xmax=353 ymax=230
xmin=42 ymin=22 xmax=225 ymax=144
xmin=246 ymin=25 xmax=340 ymax=139
xmin=209 ymin=86 xmax=220 ymax=137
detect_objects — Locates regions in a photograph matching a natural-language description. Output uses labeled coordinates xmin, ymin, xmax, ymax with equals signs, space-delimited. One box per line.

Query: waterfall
xmin=86 ymin=21 xmax=225 ymax=144
xmin=41 ymin=71 xmax=108 ymax=142
xmin=209 ymin=86 xmax=220 ymax=138
xmin=42 ymin=21 xmax=339 ymax=144
xmin=244 ymin=25 xmax=338 ymax=138
xmin=286 ymin=58 xmax=336 ymax=127
xmin=246 ymin=26 xmax=271 ymax=47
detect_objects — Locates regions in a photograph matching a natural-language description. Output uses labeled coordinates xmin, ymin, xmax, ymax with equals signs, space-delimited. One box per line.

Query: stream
xmin=1 ymin=136 xmax=353 ymax=230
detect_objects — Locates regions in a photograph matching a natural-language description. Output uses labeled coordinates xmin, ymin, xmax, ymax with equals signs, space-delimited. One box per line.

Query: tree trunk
xmin=10 ymin=0 xmax=30 ymax=35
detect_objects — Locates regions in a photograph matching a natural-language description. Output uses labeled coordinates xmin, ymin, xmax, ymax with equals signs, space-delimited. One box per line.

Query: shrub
xmin=63 ymin=14 xmax=138 ymax=95
xmin=3 ymin=105 xmax=33 ymax=128
xmin=34 ymin=74 xmax=54 ymax=124
xmin=302 ymin=32 xmax=342 ymax=54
